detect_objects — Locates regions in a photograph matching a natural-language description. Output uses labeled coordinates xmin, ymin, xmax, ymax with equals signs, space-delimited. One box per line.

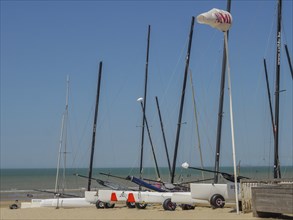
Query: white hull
xmin=40 ymin=198 xmax=93 ymax=207
xmin=134 ymin=191 xmax=173 ymax=203
xmin=84 ymin=191 xmax=99 ymax=203
xmin=21 ymin=197 xmax=94 ymax=208
xmin=21 ymin=199 xmax=42 ymax=208
xmin=190 ymin=182 xmax=240 ymax=202
xmin=98 ymin=189 xmax=210 ymax=206
xmin=171 ymin=192 xmax=207 ymax=204
xmin=21 ymin=191 xmax=97 ymax=209
xmin=98 ymin=189 xmax=131 ymax=203
xmin=98 ymin=190 xmax=173 ymax=204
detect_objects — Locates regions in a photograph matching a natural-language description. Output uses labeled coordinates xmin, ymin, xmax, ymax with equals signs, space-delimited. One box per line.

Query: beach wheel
xmin=181 ymin=204 xmax=195 ymax=210
xmin=95 ymin=200 xmax=105 ymax=209
xmin=126 ymin=201 xmax=136 ymax=208
xmin=135 ymin=203 xmax=147 ymax=209
xmin=210 ymin=194 xmax=225 ymax=209
xmin=163 ymin=198 xmax=176 ymax=211
xmin=104 ymin=202 xmax=115 ymax=209
xmin=9 ymin=204 xmax=19 ymax=209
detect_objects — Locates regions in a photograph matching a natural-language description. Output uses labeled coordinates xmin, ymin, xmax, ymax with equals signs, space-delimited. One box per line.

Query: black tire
xmin=104 ymin=202 xmax=115 ymax=208
xmin=181 ymin=204 xmax=195 ymax=210
xmin=135 ymin=203 xmax=147 ymax=209
xmin=238 ymin=201 xmax=242 ymax=211
xmin=96 ymin=200 xmax=104 ymax=209
xmin=126 ymin=201 xmax=136 ymax=208
xmin=210 ymin=194 xmax=225 ymax=208
xmin=163 ymin=198 xmax=176 ymax=211
xmin=9 ymin=204 xmax=18 ymax=209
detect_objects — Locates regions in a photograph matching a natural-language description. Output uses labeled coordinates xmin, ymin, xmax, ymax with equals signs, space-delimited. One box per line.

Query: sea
xmin=1 ymin=166 xmax=292 ymax=202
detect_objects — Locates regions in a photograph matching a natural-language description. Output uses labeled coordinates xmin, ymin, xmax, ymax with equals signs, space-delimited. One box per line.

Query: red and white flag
xmin=197 ymin=8 xmax=232 ymax=32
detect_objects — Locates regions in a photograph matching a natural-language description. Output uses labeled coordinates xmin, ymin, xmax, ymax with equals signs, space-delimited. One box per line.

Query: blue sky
xmin=1 ymin=0 xmax=292 ymax=171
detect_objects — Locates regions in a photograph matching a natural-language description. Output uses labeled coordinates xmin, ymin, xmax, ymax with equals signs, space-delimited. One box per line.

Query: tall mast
xmin=155 ymin=96 xmax=172 ymax=177
xmin=189 ymin=70 xmax=204 ymax=179
xmin=138 ymin=100 xmax=161 ymax=180
xmin=273 ymin=0 xmax=282 ymax=179
xmin=171 ymin=17 xmax=195 ymax=184
xmin=139 ymin=25 xmax=151 ymax=180
xmin=55 ymin=75 xmax=70 ymax=195
xmin=88 ymin=61 xmax=103 ymax=191
xmin=62 ymin=75 xmax=69 ymax=194
xmin=213 ymin=0 xmax=231 ymax=183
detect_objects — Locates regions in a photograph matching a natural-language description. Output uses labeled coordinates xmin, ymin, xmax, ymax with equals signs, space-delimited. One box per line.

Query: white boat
xmin=97 ymin=190 xmax=173 ymax=205
xmin=190 ymin=182 xmax=241 ymax=208
xmin=84 ymin=190 xmax=99 ymax=203
xmin=97 ymin=189 xmax=142 ymax=208
xmin=98 ymin=189 xmax=130 ymax=203
xmin=98 ymin=189 xmax=175 ymax=210
xmin=127 ymin=191 xmax=175 ymax=210
xmin=21 ymin=197 xmax=93 ymax=208
xmin=171 ymin=192 xmax=207 ymax=205
xmin=133 ymin=191 xmax=174 ymax=204
xmin=21 ymin=199 xmax=42 ymax=209
xmin=40 ymin=198 xmax=93 ymax=208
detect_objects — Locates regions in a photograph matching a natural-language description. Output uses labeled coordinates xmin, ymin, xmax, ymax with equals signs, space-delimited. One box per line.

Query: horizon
xmin=1 ymin=165 xmax=293 ymax=170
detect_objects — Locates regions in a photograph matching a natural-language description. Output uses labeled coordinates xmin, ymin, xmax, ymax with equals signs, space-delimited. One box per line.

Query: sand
xmin=0 ymin=200 xmax=262 ymax=220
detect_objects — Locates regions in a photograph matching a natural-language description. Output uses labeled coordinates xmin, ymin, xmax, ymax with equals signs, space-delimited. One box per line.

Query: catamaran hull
xmin=98 ymin=189 xmax=131 ymax=203
xmin=133 ymin=192 xmax=173 ymax=203
xmin=40 ymin=198 xmax=93 ymax=207
xmin=98 ymin=190 xmax=172 ymax=204
xmin=190 ymin=182 xmax=241 ymax=203
xmin=21 ymin=191 xmax=97 ymax=208
xmin=84 ymin=191 xmax=99 ymax=203
xmin=171 ymin=192 xmax=207 ymax=204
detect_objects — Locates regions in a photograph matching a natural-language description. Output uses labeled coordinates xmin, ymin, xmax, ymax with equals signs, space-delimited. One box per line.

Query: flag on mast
xmin=196 ymin=8 xmax=232 ymax=32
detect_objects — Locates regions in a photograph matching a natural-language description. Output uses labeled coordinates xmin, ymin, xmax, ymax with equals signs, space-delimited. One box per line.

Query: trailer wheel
xmin=9 ymin=204 xmax=19 ymax=209
xmin=210 ymin=194 xmax=225 ymax=208
xmin=104 ymin=202 xmax=115 ymax=208
xmin=95 ymin=200 xmax=104 ymax=209
xmin=126 ymin=201 xmax=136 ymax=208
xmin=163 ymin=198 xmax=176 ymax=211
xmin=181 ymin=204 xmax=195 ymax=210
xmin=238 ymin=201 xmax=242 ymax=211
xmin=135 ymin=203 xmax=147 ymax=209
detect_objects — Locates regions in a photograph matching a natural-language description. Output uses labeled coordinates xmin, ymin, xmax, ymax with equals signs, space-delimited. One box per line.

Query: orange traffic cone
xmin=111 ymin=192 xmax=118 ymax=202
xmin=127 ymin=193 xmax=135 ymax=203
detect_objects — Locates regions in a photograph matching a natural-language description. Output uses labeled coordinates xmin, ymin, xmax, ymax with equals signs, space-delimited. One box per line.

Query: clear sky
xmin=1 ymin=0 xmax=292 ymax=170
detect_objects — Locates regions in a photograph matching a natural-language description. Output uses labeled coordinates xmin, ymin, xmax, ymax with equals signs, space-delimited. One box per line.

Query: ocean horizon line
xmin=2 ymin=165 xmax=292 ymax=170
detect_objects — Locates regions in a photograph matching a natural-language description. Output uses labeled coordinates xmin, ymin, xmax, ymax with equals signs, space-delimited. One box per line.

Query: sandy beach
xmin=0 ymin=200 xmax=263 ymax=220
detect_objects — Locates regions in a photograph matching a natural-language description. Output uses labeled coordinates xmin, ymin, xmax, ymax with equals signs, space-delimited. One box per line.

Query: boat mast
xmin=284 ymin=44 xmax=293 ymax=79
xmin=88 ymin=61 xmax=103 ymax=191
xmin=155 ymin=96 xmax=172 ymax=177
xmin=189 ymin=70 xmax=204 ymax=179
xmin=263 ymin=59 xmax=275 ymax=136
xmin=273 ymin=0 xmax=282 ymax=179
xmin=171 ymin=16 xmax=195 ymax=184
xmin=213 ymin=0 xmax=231 ymax=183
xmin=138 ymin=100 xmax=161 ymax=180
xmin=139 ymin=25 xmax=151 ymax=181
xmin=62 ymin=76 xmax=69 ymax=195
xmin=55 ymin=75 xmax=69 ymax=195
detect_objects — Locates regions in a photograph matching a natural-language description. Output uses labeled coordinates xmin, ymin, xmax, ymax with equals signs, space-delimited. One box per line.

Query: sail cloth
xmin=197 ymin=8 xmax=232 ymax=32
xmin=126 ymin=176 xmax=167 ymax=192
